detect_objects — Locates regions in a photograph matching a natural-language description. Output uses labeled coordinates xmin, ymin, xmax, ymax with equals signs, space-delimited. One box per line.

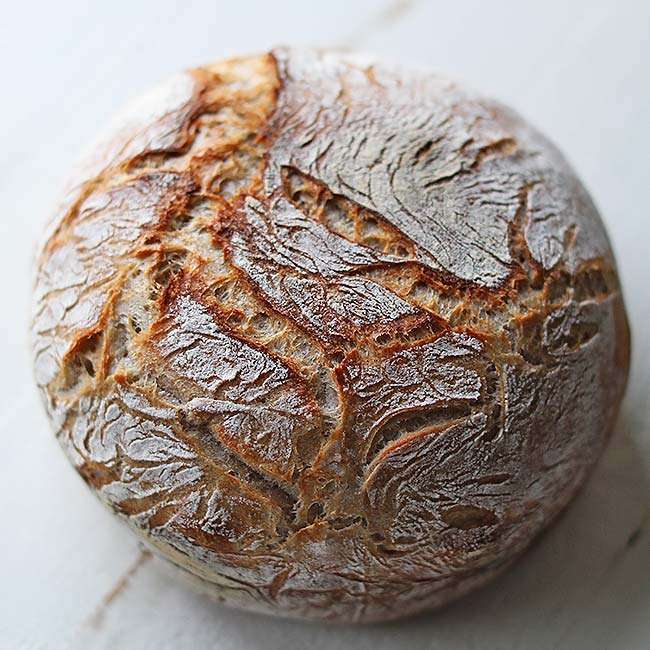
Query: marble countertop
xmin=1 ymin=1 xmax=648 ymax=648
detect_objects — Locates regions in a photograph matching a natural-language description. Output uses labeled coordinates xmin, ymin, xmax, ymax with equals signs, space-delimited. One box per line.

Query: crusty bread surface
xmin=32 ymin=48 xmax=630 ymax=622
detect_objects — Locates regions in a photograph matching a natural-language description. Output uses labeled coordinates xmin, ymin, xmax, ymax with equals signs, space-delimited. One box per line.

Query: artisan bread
xmin=32 ymin=48 xmax=630 ymax=622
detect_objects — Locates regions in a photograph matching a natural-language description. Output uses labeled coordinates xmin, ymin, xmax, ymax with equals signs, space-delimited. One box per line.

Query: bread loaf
xmin=32 ymin=48 xmax=630 ymax=622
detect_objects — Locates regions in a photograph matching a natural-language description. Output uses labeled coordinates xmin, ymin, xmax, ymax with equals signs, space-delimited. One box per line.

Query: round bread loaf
xmin=32 ymin=48 xmax=630 ymax=622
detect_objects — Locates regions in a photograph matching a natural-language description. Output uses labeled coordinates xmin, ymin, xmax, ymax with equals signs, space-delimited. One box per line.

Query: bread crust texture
xmin=32 ymin=48 xmax=630 ymax=622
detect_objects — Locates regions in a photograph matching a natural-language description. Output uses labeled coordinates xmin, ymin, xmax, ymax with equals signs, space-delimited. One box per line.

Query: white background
xmin=1 ymin=1 xmax=648 ymax=648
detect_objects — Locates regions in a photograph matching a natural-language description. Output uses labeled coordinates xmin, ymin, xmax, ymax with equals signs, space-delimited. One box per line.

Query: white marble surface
xmin=0 ymin=1 xmax=648 ymax=648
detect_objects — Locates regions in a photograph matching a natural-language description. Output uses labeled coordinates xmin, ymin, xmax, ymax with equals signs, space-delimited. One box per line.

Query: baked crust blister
xmin=32 ymin=48 xmax=630 ymax=622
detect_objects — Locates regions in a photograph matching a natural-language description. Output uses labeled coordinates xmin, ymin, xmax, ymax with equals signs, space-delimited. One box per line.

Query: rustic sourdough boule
xmin=32 ymin=48 xmax=630 ymax=622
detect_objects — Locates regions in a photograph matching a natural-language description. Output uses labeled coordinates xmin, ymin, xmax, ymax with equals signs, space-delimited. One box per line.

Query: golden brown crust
xmin=32 ymin=48 xmax=630 ymax=622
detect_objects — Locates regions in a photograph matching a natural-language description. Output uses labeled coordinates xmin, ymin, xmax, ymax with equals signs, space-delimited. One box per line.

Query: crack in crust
xmin=32 ymin=48 xmax=630 ymax=622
